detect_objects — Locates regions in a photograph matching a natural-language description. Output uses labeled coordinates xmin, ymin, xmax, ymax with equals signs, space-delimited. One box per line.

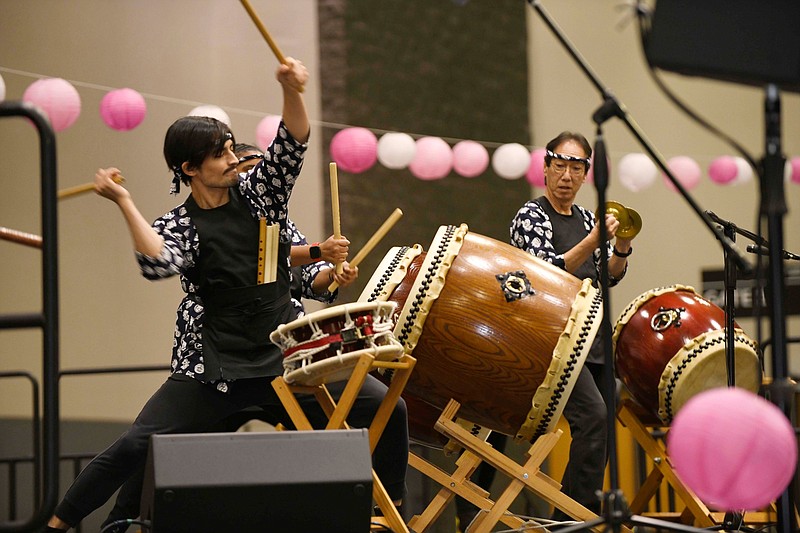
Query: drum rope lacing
xmin=532 ymin=289 xmax=603 ymax=437
xmin=279 ymin=312 xmax=397 ymax=377
xmin=396 ymin=225 xmax=456 ymax=347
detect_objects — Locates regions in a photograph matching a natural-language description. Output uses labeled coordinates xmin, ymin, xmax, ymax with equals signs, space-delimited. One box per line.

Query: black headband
xmin=238 ymin=153 xmax=263 ymax=164
xmin=546 ymin=149 xmax=591 ymax=167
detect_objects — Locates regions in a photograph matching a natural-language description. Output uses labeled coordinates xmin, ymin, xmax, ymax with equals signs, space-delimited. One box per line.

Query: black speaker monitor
xmin=645 ymin=0 xmax=800 ymax=92
xmin=141 ymin=429 xmax=373 ymax=533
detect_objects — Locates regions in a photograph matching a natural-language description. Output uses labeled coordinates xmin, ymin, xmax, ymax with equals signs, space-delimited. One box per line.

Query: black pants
xmin=552 ymin=362 xmax=609 ymax=519
xmin=54 ymin=373 xmax=408 ymax=528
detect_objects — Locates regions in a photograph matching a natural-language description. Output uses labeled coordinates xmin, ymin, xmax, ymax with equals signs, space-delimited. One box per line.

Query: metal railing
xmin=0 ymin=101 xmax=59 ymax=533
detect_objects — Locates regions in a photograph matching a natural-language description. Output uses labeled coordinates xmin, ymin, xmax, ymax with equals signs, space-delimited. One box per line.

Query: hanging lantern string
xmin=0 ymin=66 xmax=525 ymax=151
xmin=1 ymin=65 xmax=796 ymax=178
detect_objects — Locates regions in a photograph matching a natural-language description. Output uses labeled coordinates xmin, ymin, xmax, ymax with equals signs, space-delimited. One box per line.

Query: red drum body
xmin=270 ymin=301 xmax=404 ymax=386
xmin=613 ymin=285 xmax=761 ymax=424
xmin=359 ymin=224 xmax=603 ymax=444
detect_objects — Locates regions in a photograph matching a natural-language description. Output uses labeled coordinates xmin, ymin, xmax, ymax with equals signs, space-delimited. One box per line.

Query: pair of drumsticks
xmin=0 ymin=175 xmax=126 ymax=249
xmin=328 ymin=161 xmax=403 ymax=292
xmin=238 ymin=0 xmax=404 ymax=291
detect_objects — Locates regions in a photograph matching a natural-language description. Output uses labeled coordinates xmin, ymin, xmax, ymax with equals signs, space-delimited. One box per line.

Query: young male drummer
xmin=509 ymin=131 xmax=632 ymax=521
xmin=46 ymin=58 xmax=408 ymax=532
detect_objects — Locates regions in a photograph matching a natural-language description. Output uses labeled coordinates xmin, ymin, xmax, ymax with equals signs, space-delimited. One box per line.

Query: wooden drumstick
xmin=0 ymin=226 xmax=42 ymax=249
xmin=239 ymin=0 xmax=286 ymax=64
xmin=238 ymin=0 xmax=305 ymax=93
xmin=328 ymin=208 xmax=403 ymax=292
xmin=330 ymin=162 xmax=344 ymax=274
xmin=58 ymin=175 xmax=125 ymax=200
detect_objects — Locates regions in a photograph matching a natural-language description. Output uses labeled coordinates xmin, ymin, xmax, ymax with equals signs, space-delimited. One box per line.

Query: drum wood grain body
xmin=360 ymin=224 xmax=603 ymax=444
xmin=613 ymin=285 xmax=761 ymax=424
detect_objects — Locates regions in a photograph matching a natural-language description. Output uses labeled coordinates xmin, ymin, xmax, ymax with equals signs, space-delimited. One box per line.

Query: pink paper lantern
xmin=256 ymin=115 xmax=282 ymax=150
xmin=100 ymin=88 xmax=146 ymax=131
xmin=668 ymin=387 xmax=797 ymax=511
xmin=330 ymin=127 xmax=378 ymax=174
xmin=525 ymin=148 xmax=547 ymax=187
xmin=617 ymin=153 xmax=658 ymax=192
xmin=452 ymin=140 xmax=489 ymax=178
xmin=708 ymin=156 xmax=738 ymax=185
xmin=23 ymin=77 xmax=81 ymax=132
xmin=790 ymin=156 xmax=800 ymax=185
xmin=663 ymin=155 xmax=701 ymax=192
xmin=409 ymin=137 xmax=453 ymax=181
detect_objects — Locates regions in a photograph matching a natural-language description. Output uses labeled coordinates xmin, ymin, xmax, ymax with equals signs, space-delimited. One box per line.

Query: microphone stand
xmin=524 ymin=2 xmax=799 ymax=532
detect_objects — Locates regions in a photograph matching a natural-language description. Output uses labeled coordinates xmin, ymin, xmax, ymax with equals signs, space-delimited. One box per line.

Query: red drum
xmin=359 ymin=224 xmax=603 ymax=444
xmin=270 ymin=301 xmax=404 ymax=386
xmin=613 ymin=285 xmax=761 ymax=424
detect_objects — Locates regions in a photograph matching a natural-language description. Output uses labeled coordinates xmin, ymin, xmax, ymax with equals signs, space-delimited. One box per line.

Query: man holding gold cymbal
xmin=510 ymin=131 xmax=633 ymax=525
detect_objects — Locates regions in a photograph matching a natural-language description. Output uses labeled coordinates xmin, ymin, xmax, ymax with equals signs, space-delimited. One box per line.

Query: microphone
xmin=746 ymin=244 xmax=800 ymax=261
xmin=746 ymin=244 xmax=770 ymax=256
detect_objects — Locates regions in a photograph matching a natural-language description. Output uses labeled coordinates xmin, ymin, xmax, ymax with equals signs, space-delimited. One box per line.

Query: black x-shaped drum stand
xmin=526 ymin=2 xmax=798 ymax=532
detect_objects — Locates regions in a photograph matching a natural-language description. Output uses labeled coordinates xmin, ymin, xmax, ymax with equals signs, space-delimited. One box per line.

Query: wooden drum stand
xmin=272 ymin=353 xmax=416 ymax=533
xmin=407 ymin=399 xmax=609 ymax=533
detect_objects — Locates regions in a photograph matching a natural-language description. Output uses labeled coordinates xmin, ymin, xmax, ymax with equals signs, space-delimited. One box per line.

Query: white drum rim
xmin=520 ymin=278 xmax=603 ymax=441
xmin=358 ymin=245 xmax=423 ymax=303
xmin=270 ymin=300 xmax=397 ymax=347
xmin=284 ymin=344 xmax=405 ymax=386
xmin=392 ymin=224 xmax=468 ymax=353
xmin=657 ymin=328 xmax=761 ymax=422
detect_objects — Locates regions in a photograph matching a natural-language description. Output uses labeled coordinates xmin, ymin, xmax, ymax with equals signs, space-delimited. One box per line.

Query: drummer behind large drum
xmin=510 ymin=131 xmax=632 ymax=520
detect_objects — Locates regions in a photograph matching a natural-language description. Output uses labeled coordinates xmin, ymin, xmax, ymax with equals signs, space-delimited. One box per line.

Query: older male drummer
xmin=509 ymin=131 xmax=632 ymax=521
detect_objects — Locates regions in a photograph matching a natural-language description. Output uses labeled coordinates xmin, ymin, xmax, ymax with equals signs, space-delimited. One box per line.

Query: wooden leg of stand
xmin=617 ymin=401 xmax=715 ymax=528
xmin=406 ymin=449 xmax=526 ymax=533
xmin=326 ymin=353 xmax=374 ymax=430
xmin=437 ymin=410 xmax=600 ymax=527
xmin=372 ymin=469 xmax=410 ymax=533
xmin=271 ymin=376 xmax=314 ymax=430
xmin=628 ymin=468 xmax=664 ymax=515
xmin=368 ymin=354 xmax=416 ymax=452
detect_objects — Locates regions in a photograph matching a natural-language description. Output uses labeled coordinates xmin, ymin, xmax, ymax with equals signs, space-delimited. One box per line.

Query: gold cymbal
xmin=598 ymin=201 xmax=642 ymax=239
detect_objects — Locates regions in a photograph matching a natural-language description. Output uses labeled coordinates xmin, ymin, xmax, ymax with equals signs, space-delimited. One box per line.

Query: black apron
xmin=185 ymin=190 xmax=294 ymax=382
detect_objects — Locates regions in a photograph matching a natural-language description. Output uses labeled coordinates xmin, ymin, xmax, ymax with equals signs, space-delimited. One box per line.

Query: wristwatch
xmin=309 ymin=243 xmax=322 ymax=260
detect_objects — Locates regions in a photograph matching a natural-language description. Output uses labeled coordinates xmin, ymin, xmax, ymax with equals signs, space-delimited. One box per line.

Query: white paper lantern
xmin=0 ymin=74 xmax=5 ymax=101
xmin=733 ymin=156 xmax=755 ymax=185
xmin=492 ymin=143 xmax=530 ymax=180
xmin=188 ymin=105 xmax=231 ymax=126
xmin=377 ymin=132 xmax=416 ymax=169
xmin=618 ymin=153 xmax=658 ymax=192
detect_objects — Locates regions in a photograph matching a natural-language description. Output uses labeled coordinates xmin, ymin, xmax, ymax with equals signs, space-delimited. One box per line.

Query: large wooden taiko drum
xmin=613 ymin=285 xmax=761 ymax=424
xmin=359 ymin=224 xmax=603 ymax=443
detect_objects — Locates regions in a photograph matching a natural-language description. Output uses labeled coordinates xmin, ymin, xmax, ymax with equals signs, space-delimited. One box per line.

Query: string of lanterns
xmin=5 ymin=73 xmax=800 ymax=191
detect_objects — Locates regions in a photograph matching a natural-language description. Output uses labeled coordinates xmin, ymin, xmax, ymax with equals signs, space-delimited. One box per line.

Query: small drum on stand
xmin=360 ymin=223 xmax=604 ymax=444
xmin=613 ymin=284 xmax=761 ymax=424
xmin=271 ymin=301 xmax=404 ymax=386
